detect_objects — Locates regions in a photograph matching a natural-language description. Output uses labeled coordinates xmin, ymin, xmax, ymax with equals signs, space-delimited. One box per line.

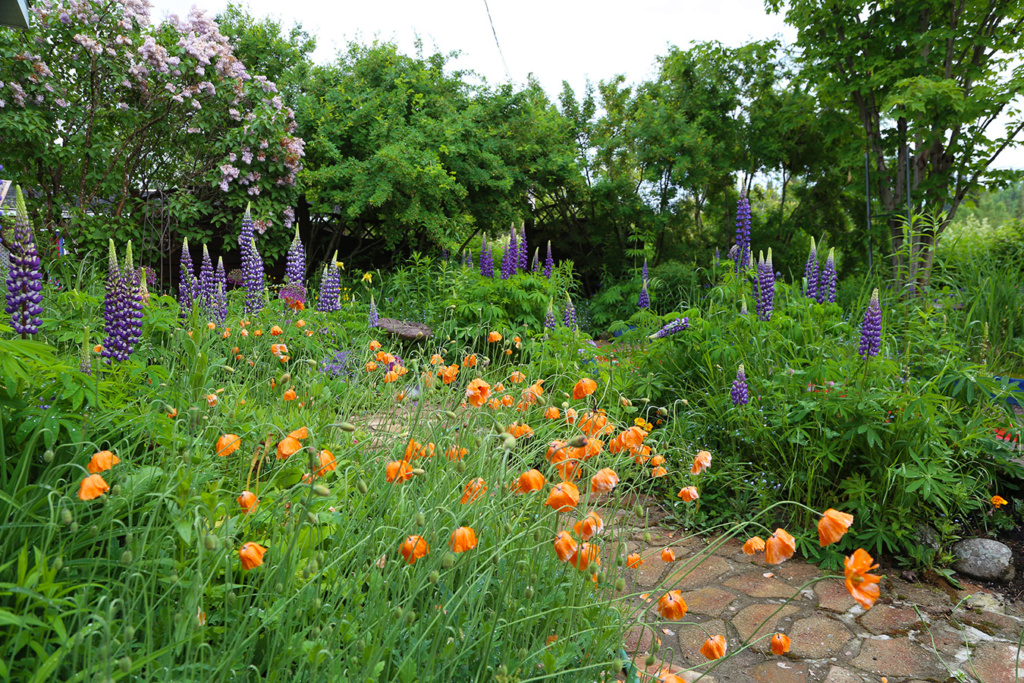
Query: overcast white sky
xmin=152 ymin=0 xmax=1024 ymax=170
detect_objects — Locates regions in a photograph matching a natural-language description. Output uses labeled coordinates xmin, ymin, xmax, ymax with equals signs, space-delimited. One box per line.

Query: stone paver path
xmin=616 ymin=526 xmax=1024 ymax=683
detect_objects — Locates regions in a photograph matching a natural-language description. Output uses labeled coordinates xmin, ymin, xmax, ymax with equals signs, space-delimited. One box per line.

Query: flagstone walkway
xmin=617 ymin=525 xmax=1024 ymax=683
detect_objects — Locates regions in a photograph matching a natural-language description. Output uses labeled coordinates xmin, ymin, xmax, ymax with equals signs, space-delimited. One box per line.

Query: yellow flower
xmin=362 ymin=272 xmax=373 ymax=283
xmin=336 ymin=261 xmax=345 ymax=270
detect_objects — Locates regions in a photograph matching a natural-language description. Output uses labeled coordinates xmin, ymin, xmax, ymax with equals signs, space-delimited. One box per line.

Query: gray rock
xmin=374 ymin=318 xmax=433 ymax=342
xmin=951 ymin=538 xmax=1015 ymax=582
xmin=915 ymin=524 xmax=941 ymax=551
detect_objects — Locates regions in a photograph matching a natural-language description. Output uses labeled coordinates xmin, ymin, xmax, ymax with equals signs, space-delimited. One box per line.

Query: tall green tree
xmin=768 ymin=0 xmax=1024 ymax=288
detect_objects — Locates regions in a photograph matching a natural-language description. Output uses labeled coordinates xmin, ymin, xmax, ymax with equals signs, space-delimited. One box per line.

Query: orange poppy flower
xmin=573 ymin=511 xmax=604 ymax=540
xmin=205 ymin=394 xmax=218 ymax=407
xmin=376 ymin=351 xmax=395 ymax=364
xmin=270 ymin=326 xmax=283 ymax=336
xmin=238 ymin=542 xmax=267 ymax=570
xmin=207 ymin=322 xmax=216 ymax=330
xmin=383 ymin=370 xmax=399 ymax=383
xmin=296 ymin=316 xmax=306 ymax=324
xmin=579 ymin=410 xmax=612 ymax=436
xmin=404 ymin=439 xmax=435 ymax=461
xmin=509 ymin=371 xmax=526 ymax=384
xmin=691 ymin=450 xmax=712 ymax=474
xmin=555 ymin=457 xmax=582 ymax=482
xmin=991 ymin=495 xmax=1008 ymax=508
xmin=553 ymin=530 xmax=577 ymax=562
xmin=700 ymin=635 xmax=727 ymax=660
xmin=315 ymin=450 xmax=337 ymax=476
xmin=545 ymin=440 xmax=566 ymax=462
xmin=87 ymin=450 xmax=120 ymax=473
xmin=282 ymin=389 xmax=297 ymax=401
xmin=570 ymin=543 xmax=600 ymax=571
xmin=649 ymin=454 xmax=665 ymax=467
xmin=626 ymin=553 xmax=643 ymax=569
xmin=487 ymin=397 xmax=501 ymax=409
xmin=393 ymin=365 xmax=408 ymax=376
xmin=289 ymin=427 xmax=309 ymax=440
xmin=240 ymin=329 xmax=249 ymax=338
xmin=366 ymin=361 xmax=378 ymax=372
xmin=590 ymin=468 xmax=619 ymax=494
xmin=659 ymin=674 xmax=688 ymax=683
xmin=216 ymin=434 xmax=241 ymax=457
xmin=818 ymin=509 xmax=854 ymax=546
xmin=544 ymin=406 xmax=560 ymax=419
xmin=770 ymin=633 xmax=791 ymax=655
xmin=222 ymin=330 xmax=231 ymax=338
xmin=657 ymin=590 xmax=688 ymax=620
xmin=546 ymin=482 xmax=580 ymax=511
xmin=461 ymin=477 xmax=488 ymax=504
xmin=523 ymin=381 xmax=544 ymax=402
xmin=93 ymin=344 xmax=103 ymax=353
xmin=440 ymin=364 xmax=459 ymax=384
xmin=78 ymin=474 xmax=109 ymax=501
xmin=386 ymin=460 xmax=414 ymax=483
xmin=270 ymin=343 xmax=288 ymax=356
xmin=765 ymin=529 xmax=796 ymax=564
xmin=661 ymin=548 xmax=676 ymax=562
xmin=276 ymin=436 xmax=302 ymax=460
xmin=254 ymin=329 xmax=263 ymax=337
xmin=400 ymin=535 xmax=430 ymax=564
xmin=463 ymin=354 xmax=477 ymax=368
xmin=167 ymin=407 xmax=178 ymax=418
xmin=237 ymin=490 xmax=258 ymax=513
xmin=507 ymin=422 xmax=533 ymax=439
xmin=369 ymin=340 xmax=382 ymax=351
xmin=465 ymin=378 xmax=491 ymax=407
xmin=677 ymin=486 xmax=699 ymax=502
xmin=497 ymin=394 xmax=512 ymax=407
xmin=651 ymin=465 xmax=668 ymax=477
xmin=517 ymin=469 xmax=546 ymax=493
xmin=445 ymin=445 xmax=467 ymax=460
xmin=565 ymin=407 xmax=578 ymax=423
xmin=573 ymin=377 xmax=597 ymax=400
xmin=450 ymin=526 xmax=478 ymax=553
xmin=844 ymin=548 xmax=881 ymax=609
xmin=488 ymin=331 xmax=502 ymax=343
xmin=742 ymin=536 xmax=766 ymax=555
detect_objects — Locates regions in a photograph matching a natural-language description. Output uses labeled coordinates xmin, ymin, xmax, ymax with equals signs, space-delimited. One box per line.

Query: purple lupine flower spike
xmin=480 ymin=234 xmax=492 ymax=277
xmin=122 ymin=242 xmax=143 ymax=357
xmin=740 ymin=294 xmax=749 ymax=316
xmin=544 ymin=241 xmax=553 ymax=279
xmin=501 ymin=226 xmax=518 ymax=279
xmin=649 ymin=317 xmax=689 ymax=339
xmin=5 ymin=187 xmax=44 ymax=337
xmin=285 ymin=225 xmax=305 ymax=286
xmin=532 ymin=247 xmax=540 ymax=272
xmin=317 ymin=252 xmax=341 ymax=312
xmin=858 ymin=288 xmax=882 ymax=359
xmin=243 ymin=236 xmax=265 ymax=316
xmin=731 ymin=364 xmax=749 ymax=406
xmin=544 ymin=299 xmax=556 ymax=330
xmin=518 ymin=225 xmax=528 ymax=272
xmin=240 ymin=202 xmax=254 ymax=261
xmin=102 ymin=241 xmax=142 ymax=361
xmin=818 ymin=248 xmax=837 ymax=304
xmin=197 ymin=244 xmax=215 ymax=318
xmin=466 ymin=249 xmax=474 ymax=270
xmin=804 ymin=236 xmax=819 ymax=300
xmin=734 ymin=195 xmax=751 ymax=274
xmin=563 ymin=293 xmax=577 ymax=331
xmin=178 ymin=237 xmax=195 ymax=318
xmin=368 ymin=294 xmax=378 ymax=327
xmin=0 ymin=243 xmax=10 ymax=299
xmin=214 ymin=257 xmax=228 ymax=323
xmin=638 ymin=279 xmax=650 ymax=309
xmin=756 ymin=249 xmax=775 ymax=321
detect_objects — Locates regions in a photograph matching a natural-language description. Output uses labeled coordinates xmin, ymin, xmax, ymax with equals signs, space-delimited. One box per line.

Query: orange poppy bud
xmin=78 ymin=473 xmax=109 ymax=501
xmin=167 ymin=408 xmax=178 ymax=418
xmin=450 ymin=526 xmax=478 ymax=553
xmin=282 ymin=389 xmax=297 ymax=401
xmin=553 ymin=530 xmax=577 ymax=562
xmin=544 ymin=406 xmax=560 ymax=419
xmin=765 ymin=529 xmax=796 ymax=564
xmin=517 ymin=469 xmax=545 ymax=493
xmin=844 ymin=548 xmax=881 ymax=609
xmin=742 ymin=536 xmax=766 ymax=555
xmin=700 ymin=635 xmax=727 ymax=660
xmin=276 ymin=436 xmax=302 ymax=460
xmin=270 ymin=326 xmax=283 ymax=336
xmin=238 ymin=542 xmax=267 ymax=570
xmin=460 ymin=478 xmax=487 ymax=504
xmin=818 ymin=508 xmax=854 ymax=546
xmin=87 ymin=450 xmax=120 ymax=473
xmin=386 ymin=460 xmax=414 ymax=483
xmin=400 ymin=535 xmax=430 ymax=564
xmin=572 ymin=377 xmax=597 ymax=400
xmin=677 ymin=486 xmax=699 ymax=502
xmin=573 ymin=511 xmax=604 ymax=540
xmin=771 ymin=633 xmax=791 ymax=655
xmin=546 ymin=482 xmax=580 ymax=511
xmin=691 ymin=450 xmax=712 ymax=474
xmin=657 ymin=590 xmax=687 ymax=620
xmin=238 ymin=490 xmax=258 ymax=513
xmin=661 ymin=547 xmax=676 ymax=562
xmin=626 ymin=553 xmax=643 ymax=569
xmin=488 ymin=331 xmax=502 ymax=342
xmin=369 ymin=340 xmax=382 ymax=351
xmin=590 ymin=468 xmax=619 ymax=494
xmin=216 ymin=434 xmax=241 ymax=457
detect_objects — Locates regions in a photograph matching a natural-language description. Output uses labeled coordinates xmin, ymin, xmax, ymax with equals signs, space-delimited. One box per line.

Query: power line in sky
xmin=482 ymin=0 xmax=512 ymax=81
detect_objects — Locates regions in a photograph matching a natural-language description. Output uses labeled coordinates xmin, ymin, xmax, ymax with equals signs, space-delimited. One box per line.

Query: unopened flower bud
xmin=338 ymin=422 xmax=356 ymax=432
xmin=643 ymin=532 xmax=652 ymax=543
xmin=567 ymin=435 xmax=588 ymax=448
xmin=411 ymin=468 xmax=425 ymax=476
xmin=43 ymin=449 xmax=54 ymax=463
xmin=69 ymin=522 xmax=79 ymax=533
xmin=60 ymin=508 xmax=73 ymax=525
xmin=442 ymin=552 xmax=455 ymax=569
xmin=658 ymin=407 xmax=668 ymax=416
xmin=455 ymin=460 xmax=467 ymax=473
xmin=356 ymin=479 xmax=368 ymax=494
xmin=313 ymin=485 xmax=330 ymax=497
xmin=275 ymin=583 xmax=284 ymax=593
xmin=204 ymin=534 xmax=218 ymax=551
xmin=52 ymin=557 xmax=63 ymax=572
xmin=306 ymin=512 xmax=319 ymax=525
xmin=444 ymin=411 xmax=458 ymax=420
xmin=415 ymin=512 xmax=426 ymax=526
xmin=119 ymin=657 xmax=132 ymax=673
xmin=428 ymin=570 xmax=440 ymax=584
xmin=524 ymin=586 xmax=534 ymax=599
xmin=124 ymin=626 xmax=136 ymax=640
xmin=614 ymin=577 xmax=626 ymax=591
xmin=501 ymin=433 xmax=516 ymax=450
xmin=281 ymin=373 xmax=291 ymax=383
xmin=391 ymin=606 xmax=403 ymax=620
xmin=645 ymin=654 xmax=656 ymax=667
